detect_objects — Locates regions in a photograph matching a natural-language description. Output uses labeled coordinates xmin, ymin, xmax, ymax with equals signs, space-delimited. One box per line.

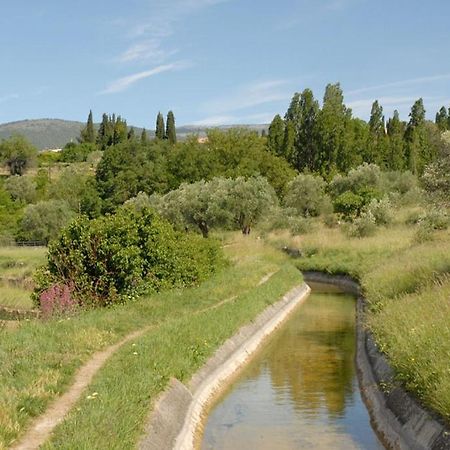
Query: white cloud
xmin=117 ymin=40 xmax=178 ymax=64
xmin=202 ymin=79 xmax=291 ymax=114
xmin=191 ymin=111 xmax=276 ymax=126
xmin=99 ymin=62 xmax=189 ymax=94
xmin=191 ymin=115 xmax=237 ymax=126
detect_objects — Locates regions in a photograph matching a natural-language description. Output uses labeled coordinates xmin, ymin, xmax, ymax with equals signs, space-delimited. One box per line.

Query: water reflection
xmin=200 ymin=284 xmax=383 ymax=450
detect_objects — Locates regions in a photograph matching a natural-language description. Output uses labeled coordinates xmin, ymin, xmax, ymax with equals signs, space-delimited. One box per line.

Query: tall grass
xmin=276 ymin=221 xmax=450 ymax=422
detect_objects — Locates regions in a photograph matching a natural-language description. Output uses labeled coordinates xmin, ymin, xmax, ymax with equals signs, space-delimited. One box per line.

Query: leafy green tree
xmin=17 ymin=200 xmax=75 ymax=244
xmin=95 ymin=140 xmax=169 ymax=211
xmin=155 ymin=112 xmax=165 ymax=140
xmin=404 ymin=98 xmax=433 ymax=174
xmin=166 ymin=111 xmax=177 ymax=144
xmin=422 ymin=142 xmax=450 ymax=207
xmin=386 ymin=110 xmax=405 ymax=170
xmin=283 ymin=174 xmax=331 ymax=217
xmin=80 ymin=110 xmax=96 ymax=143
xmin=0 ymin=135 xmax=37 ymax=175
xmin=59 ymin=142 xmax=96 ymax=163
xmin=282 ymin=120 xmax=296 ymax=162
xmin=367 ymin=100 xmax=386 ymax=166
xmin=267 ymin=114 xmax=285 ymax=156
xmin=316 ymin=83 xmax=351 ymax=175
xmin=112 ymin=115 xmax=128 ymax=145
xmin=294 ymin=89 xmax=320 ymax=172
xmin=4 ymin=176 xmax=37 ymax=204
xmin=435 ymin=106 xmax=449 ymax=131
xmin=227 ymin=176 xmax=277 ymax=234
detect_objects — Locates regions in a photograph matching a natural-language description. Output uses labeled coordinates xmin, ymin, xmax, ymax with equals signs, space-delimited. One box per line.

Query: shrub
xmin=16 ymin=200 xmax=75 ymax=244
xmin=4 ymin=176 xmax=37 ymax=204
xmin=39 ymin=283 xmax=78 ymax=318
xmin=364 ymin=197 xmax=393 ymax=225
xmin=345 ymin=210 xmax=377 ymax=238
xmin=284 ymin=174 xmax=332 ymax=217
xmin=333 ymin=191 xmax=365 ymax=218
xmin=418 ymin=208 xmax=449 ymax=230
xmin=33 ymin=208 xmax=224 ymax=308
xmin=329 ymin=163 xmax=382 ymax=197
xmin=288 ymin=216 xmax=313 ymax=235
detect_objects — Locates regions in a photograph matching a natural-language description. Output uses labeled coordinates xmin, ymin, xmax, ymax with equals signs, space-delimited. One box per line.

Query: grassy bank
xmin=269 ymin=222 xmax=450 ymax=422
xmin=0 ymin=235 xmax=302 ymax=449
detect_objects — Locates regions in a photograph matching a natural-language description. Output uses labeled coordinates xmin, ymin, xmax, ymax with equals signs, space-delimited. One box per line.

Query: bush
xmin=288 ymin=216 xmax=313 ymax=235
xmin=59 ymin=142 xmax=97 ymax=163
xmin=33 ymin=208 xmax=224 ymax=308
xmin=364 ymin=197 xmax=393 ymax=225
xmin=284 ymin=174 xmax=332 ymax=217
xmin=16 ymin=200 xmax=75 ymax=244
xmin=4 ymin=176 xmax=37 ymax=204
xmin=345 ymin=210 xmax=377 ymax=238
xmin=418 ymin=208 xmax=449 ymax=230
xmin=329 ymin=163 xmax=382 ymax=197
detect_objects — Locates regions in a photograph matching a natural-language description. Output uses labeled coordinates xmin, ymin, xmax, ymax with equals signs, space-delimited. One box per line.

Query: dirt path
xmin=11 ymin=327 xmax=151 ymax=450
xmin=10 ymin=271 xmax=276 ymax=450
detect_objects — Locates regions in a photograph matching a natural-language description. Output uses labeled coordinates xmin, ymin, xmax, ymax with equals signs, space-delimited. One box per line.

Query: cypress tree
xmin=155 ymin=112 xmax=165 ymax=140
xmin=80 ymin=110 xmax=96 ymax=144
xmin=127 ymin=127 xmax=135 ymax=141
xmin=166 ymin=111 xmax=177 ymax=144
xmin=141 ymin=128 xmax=148 ymax=144
xmin=267 ymin=114 xmax=285 ymax=156
xmin=96 ymin=113 xmax=112 ymax=150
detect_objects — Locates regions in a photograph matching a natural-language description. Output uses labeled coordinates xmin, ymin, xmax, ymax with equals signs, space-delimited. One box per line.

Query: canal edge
xmin=302 ymin=271 xmax=450 ymax=450
xmin=138 ymin=282 xmax=311 ymax=450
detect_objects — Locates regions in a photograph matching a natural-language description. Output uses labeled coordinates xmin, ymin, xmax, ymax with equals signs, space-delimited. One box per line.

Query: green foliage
xmin=79 ymin=110 xmax=96 ymax=144
xmin=333 ymin=191 xmax=365 ymax=217
xmin=59 ymin=142 xmax=96 ymax=163
xmin=151 ymin=176 xmax=277 ymax=236
xmin=34 ymin=208 xmax=224 ymax=307
xmin=155 ymin=112 xmax=165 ymax=140
xmin=0 ymin=135 xmax=37 ymax=175
xmin=0 ymin=181 xmax=23 ymax=239
xmin=364 ymin=197 xmax=393 ymax=225
xmin=267 ymin=114 xmax=285 ymax=156
xmin=96 ymin=140 xmax=170 ymax=211
xmin=96 ymin=113 xmax=127 ymax=150
xmin=165 ymin=111 xmax=177 ymax=144
xmin=422 ymin=144 xmax=450 ymax=207
xmin=283 ymin=173 xmax=331 ymax=217
xmin=4 ymin=176 xmax=37 ymax=204
xmin=345 ymin=210 xmax=377 ymax=238
xmin=17 ymin=200 xmax=75 ymax=244
xmin=435 ymin=106 xmax=449 ymax=131
xmin=49 ymin=167 xmax=102 ymax=217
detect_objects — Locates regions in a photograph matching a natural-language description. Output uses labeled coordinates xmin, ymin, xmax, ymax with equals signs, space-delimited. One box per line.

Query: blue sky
xmin=1 ymin=0 xmax=449 ymax=128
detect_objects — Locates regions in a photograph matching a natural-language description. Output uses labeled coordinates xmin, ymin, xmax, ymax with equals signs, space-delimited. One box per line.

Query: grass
xmin=267 ymin=219 xmax=450 ymax=422
xmin=0 ymin=234 xmax=301 ymax=449
xmin=0 ymin=246 xmax=46 ymax=310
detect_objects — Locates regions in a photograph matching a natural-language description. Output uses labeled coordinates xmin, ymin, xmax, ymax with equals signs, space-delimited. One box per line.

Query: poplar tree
xmin=435 ymin=106 xmax=449 ymax=131
xmin=367 ymin=100 xmax=386 ymax=166
xmin=166 ymin=111 xmax=177 ymax=144
xmin=155 ymin=112 xmax=165 ymax=140
xmin=127 ymin=127 xmax=136 ymax=141
xmin=295 ymin=89 xmax=320 ymax=172
xmin=404 ymin=98 xmax=427 ymax=174
xmin=267 ymin=114 xmax=285 ymax=156
xmin=80 ymin=110 xmax=96 ymax=144
xmin=96 ymin=113 xmax=112 ymax=150
xmin=386 ymin=110 xmax=405 ymax=170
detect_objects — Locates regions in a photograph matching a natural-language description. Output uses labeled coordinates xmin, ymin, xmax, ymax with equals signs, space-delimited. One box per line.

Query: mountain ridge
xmin=0 ymin=118 xmax=268 ymax=150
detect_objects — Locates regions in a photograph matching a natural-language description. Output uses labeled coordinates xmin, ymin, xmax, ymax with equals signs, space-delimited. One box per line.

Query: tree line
xmin=267 ymin=83 xmax=447 ymax=176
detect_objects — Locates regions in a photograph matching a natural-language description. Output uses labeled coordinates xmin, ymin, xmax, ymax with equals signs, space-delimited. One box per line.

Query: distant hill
xmin=0 ymin=119 xmax=268 ymax=150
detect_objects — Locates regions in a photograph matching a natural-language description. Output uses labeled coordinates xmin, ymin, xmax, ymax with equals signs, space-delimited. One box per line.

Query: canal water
xmin=200 ymin=282 xmax=383 ymax=449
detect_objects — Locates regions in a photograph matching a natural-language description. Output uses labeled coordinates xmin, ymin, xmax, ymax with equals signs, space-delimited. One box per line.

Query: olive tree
xmin=0 ymin=135 xmax=37 ymax=175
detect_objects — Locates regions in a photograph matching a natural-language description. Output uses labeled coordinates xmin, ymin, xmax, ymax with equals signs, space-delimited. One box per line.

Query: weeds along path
xmin=10 ymin=270 xmax=277 ymax=450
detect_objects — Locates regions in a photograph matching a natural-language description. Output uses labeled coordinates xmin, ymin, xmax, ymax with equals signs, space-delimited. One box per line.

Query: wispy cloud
xmin=202 ymin=79 xmax=291 ymax=115
xmin=117 ymin=40 xmax=178 ymax=64
xmin=347 ymin=73 xmax=450 ymax=96
xmin=0 ymin=93 xmax=19 ymax=103
xmin=99 ymin=62 xmax=189 ymax=94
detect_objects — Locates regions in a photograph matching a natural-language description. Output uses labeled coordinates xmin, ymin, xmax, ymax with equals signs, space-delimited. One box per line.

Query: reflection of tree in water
xmin=245 ymin=293 xmax=356 ymax=418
